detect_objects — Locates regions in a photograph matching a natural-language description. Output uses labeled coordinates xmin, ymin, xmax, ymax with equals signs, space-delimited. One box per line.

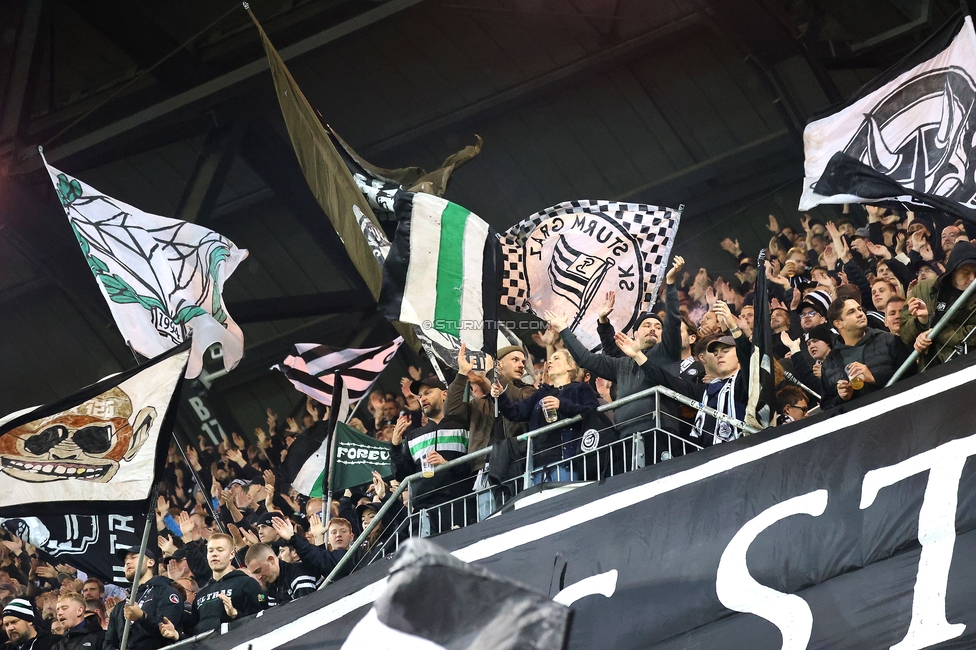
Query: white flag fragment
xmin=42 ymin=157 xmax=247 ymax=378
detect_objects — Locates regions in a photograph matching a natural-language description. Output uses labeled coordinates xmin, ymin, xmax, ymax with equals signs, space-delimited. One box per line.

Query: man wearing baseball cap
xmin=2 ymin=598 xmax=56 ymax=650
xmin=104 ymin=548 xmax=183 ymax=650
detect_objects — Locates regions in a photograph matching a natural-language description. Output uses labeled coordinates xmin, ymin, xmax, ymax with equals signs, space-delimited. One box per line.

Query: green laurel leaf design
xmin=174 ymin=305 xmax=207 ymax=324
xmin=56 ymin=174 xmax=83 ymax=206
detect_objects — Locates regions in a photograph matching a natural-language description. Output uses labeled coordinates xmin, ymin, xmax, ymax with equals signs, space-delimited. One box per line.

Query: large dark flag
xmin=800 ymin=13 xmax=976 ymax=220
xmin=745 ymin=249 xmax=774 ymax=429
xmin=380 ymin=192 xmax=502 ymax=355
xmin=341 ymin=539 xmax=571 ymax=650
xmin=500 ymin=201 xmax=681 ymax=351
xmin=0 ymin=344 xmax=188 ymax=583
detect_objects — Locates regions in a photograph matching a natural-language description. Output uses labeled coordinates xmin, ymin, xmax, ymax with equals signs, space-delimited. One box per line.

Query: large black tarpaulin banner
xmin=200 ymin=357 xmax=976 ymax=650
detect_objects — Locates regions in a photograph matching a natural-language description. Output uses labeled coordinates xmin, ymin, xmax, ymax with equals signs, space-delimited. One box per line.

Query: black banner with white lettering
xmin=0 ymin=513 xmax=147 ymax=587
xmin=201 ymin=357 xmax=976 ymax=650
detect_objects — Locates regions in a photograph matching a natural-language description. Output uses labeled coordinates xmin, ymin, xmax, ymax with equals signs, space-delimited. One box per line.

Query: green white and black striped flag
xmin=379 ymin=192 xmax=501 ymax=355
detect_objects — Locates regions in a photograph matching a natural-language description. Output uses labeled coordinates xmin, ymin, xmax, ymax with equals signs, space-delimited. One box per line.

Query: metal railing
xmin=320 ymin=384 xmax=756 ymax=587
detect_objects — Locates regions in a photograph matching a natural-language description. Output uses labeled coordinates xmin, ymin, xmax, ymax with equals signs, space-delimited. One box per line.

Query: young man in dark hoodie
xmin=52 ymin=593 xmax=102 ymax=650
xmin=158 ymin=534 xmax=265 ymax=641
xmin=103 ymin=549 xmax=182 ymax=650
xmin=243 ymin=543 xmax=317 ymax=607
xmin=2 ymin=598 xmax=57 ymax=650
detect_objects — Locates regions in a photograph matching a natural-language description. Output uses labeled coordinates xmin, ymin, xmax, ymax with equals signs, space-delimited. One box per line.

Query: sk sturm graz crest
xmin=841 ymin=69 xmax=976 ymax=208
xmin=0 ymin=387 xmax=155 ymax=483
xmin=501 ymin=201 xmax=681 ymax=351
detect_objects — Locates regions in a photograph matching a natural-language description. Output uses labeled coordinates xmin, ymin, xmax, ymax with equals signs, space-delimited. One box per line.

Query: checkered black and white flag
xmin=501 ymin=200 xmax=681 ymax=350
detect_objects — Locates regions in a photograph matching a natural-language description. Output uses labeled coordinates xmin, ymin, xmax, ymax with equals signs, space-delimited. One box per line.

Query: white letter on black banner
xmin=859 ymin=434 xmax=976 ymax=650
xmin=716 ymin=489 xmax=827 ymax=650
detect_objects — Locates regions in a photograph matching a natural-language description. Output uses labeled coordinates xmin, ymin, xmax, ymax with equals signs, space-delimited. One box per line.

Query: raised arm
xmin=547 ymin=310 xmax=621 ymax=380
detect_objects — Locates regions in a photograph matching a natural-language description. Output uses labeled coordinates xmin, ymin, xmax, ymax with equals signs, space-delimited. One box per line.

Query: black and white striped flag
xmin=274 ymin=338 xmax=403 ymax=406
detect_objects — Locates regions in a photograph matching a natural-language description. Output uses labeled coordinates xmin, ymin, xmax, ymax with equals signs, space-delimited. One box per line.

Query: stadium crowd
xmin=2 ymin=203 xmax=976 ymax=650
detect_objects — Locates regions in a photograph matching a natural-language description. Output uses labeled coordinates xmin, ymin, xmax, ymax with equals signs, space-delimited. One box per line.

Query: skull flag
xmin=799 ymin=13 xmax=976 ymax=219
xmin=0 ymin=343 xmax=189 ymax=517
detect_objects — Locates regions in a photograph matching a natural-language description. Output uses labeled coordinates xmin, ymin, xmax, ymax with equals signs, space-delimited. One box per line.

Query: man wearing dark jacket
xmin=552 ymin=258 xmax=685 ymax=442
xmin=270 ymin=517 xmax=349 ymax=581
xmin=159 ymin=534 xmax=265 ymax=641
xmin=244 ymin=544 xmax=317 ymax=606
xmin=104 ymin=549 xmax=183 ymax=650
xmin=2 ymin=598 xmax=58 ymax=650
xmin=821 ymin=298 xmax=911 ymax=409
xmin=52 ymin=593 xmax=102 ymax=650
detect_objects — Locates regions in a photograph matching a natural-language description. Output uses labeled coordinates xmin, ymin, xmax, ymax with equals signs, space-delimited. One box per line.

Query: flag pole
xmin=323 ymin=373 xmax=343 ymax=525
xmin=119 ymin=486 xmax=157 ymax=650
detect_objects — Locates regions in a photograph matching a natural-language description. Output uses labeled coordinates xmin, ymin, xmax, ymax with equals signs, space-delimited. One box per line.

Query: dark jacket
xmin=597 ymin=283 xmax=682 ymax=363
xmin=187 ymin=570 xmax=266 ymax=636
xmin=183 ymin=539 xmax=212 ymax=585
xmin=103 ymin=576 xmax=183 ymax=650
xmin=820 ymin=328 xmax=911 ymax=408
xmin=52 ymin=618 xmax=103 ymax=650
xmin=560 ymin=323 xmax=679 ymax=437
xmin=8 ymin=631 xmax=58 ymax=650
xmin=636 ymin=332 xmax=753 ymax=446
xmin=391 ymin=417 xmax=471 ymax=510
xmin=497 ymin=382 xmax=600 ymax=468
xmin=287 ymin=532 xmax=348 ymax=580
xmin=265 ymin=559 xmax=318 ymax=606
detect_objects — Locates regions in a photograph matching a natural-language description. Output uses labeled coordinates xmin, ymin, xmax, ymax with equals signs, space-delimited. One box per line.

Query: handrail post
xmin=886 ymin=276 xmax=976 ymax=386
xmin=523 ymin=436 xmax=534 ymax=487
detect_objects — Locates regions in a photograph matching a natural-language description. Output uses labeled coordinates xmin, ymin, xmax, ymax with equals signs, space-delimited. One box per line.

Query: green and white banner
xmin=309 ymin=423 xmax=393 ymax=497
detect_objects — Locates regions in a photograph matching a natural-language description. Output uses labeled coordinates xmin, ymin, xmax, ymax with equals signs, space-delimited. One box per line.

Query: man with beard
xmin=2 ymin=599 xmax=57 ymax=650
xmin=822 ymin=299 xmax=910 ymax=408
xmin=158 ymin=534 xmax=265 ymax=641
xmin=103 ymin=549 xmax=182 ymax=650
xmin=391 ymin=378 xmax=471 ymax=532
xmin=553 ymin=257 xmax=686 ymax=447
xmin=243 ymin=544 xmax=316 ymax=607
xmin=51 ymin=593 xmax=102 ymax=650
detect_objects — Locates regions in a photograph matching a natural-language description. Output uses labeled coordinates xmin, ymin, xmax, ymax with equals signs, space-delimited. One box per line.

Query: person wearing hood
xmin=2 ymin=599 xmax=57 ymax=650
xmin=158 ymin=534 xmax=266 ymax=641
xmin=51 ymin=593 xmax=102 ymax=650
xmin=103 ymin=549 xmax=182 ymax=650
xmin=820 ymin=298 xmax=911 ymax=409
xmin=901 ymin=240 xmax=976 ymax=367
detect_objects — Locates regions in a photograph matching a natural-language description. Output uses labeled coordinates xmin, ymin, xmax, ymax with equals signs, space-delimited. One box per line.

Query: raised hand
xmin=597 ymin=291 xmax=616 ymax=323
xmin=271 ymin=516 xmax=295 ymax=541
xmin=226 ymin=447 xmax=244 ymax=465
xmin=232 ymin=431 xmax=246 ymax=450
xmin=665 ymin=255 xmax=685 ymax=285
xmin=308 ymin=513 xmax=327 ymax=540
xmin=371 ymin=471 xmax=387 ymax=500
xmin=907 ymin=297 xmax=929 ymax=324
xmin=704 ymin=285 xmax=717 ymax=308
xmin=167 ymin=558 xmax=187 ymax=581
xmin=266 ymin=408 xmax=277 ymax=431
xmin=177 ymin=511 xmax=195 ymax=540
xmin=719 ymin=238 xmax=741 ymax=256
xmin=263 ymin=469 xmax=276 ymax=491
xmin=767 ymin=214 xmax=780 ymax=233
xmin=408 ymin=365 xmax=422 ymax=381
xmin=612 ymin=331 xmax=641 ymax=358
xmin=158 ymin=535 xmax=177 ymax=557
xmin=285 ymin=417 xmax=301 ymax=434
xmin=234 ymin=490 xmax=253 ymax=511
xmin=713 ymin=301 xmax=737 ymax=332
xmin=391 ymin=415 xmax=410 ymax=446
xmin=543 ymin=310 xmax=569 ymax=333
xmin=457 ymin=342 xmax=473 ymax=375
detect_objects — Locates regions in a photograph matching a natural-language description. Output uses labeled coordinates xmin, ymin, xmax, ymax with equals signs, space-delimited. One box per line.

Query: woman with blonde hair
xmin=492 ymin=347 xmax=598 ymax=484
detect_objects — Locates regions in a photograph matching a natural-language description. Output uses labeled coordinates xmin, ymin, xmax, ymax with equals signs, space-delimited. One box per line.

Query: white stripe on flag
xmin=292 ymin=437 xmax=330 ymax=496
xmin=459 ymin=214 xmax=488 ymax=350
xmin=341 ymin=609 xmax=447 ymax=650
xmin=401 ymin=193 xmax=445 ymax=325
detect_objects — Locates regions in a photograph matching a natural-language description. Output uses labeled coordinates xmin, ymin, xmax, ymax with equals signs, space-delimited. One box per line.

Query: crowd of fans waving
xmin=2 ymin=204 xmax=976 ymax=650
